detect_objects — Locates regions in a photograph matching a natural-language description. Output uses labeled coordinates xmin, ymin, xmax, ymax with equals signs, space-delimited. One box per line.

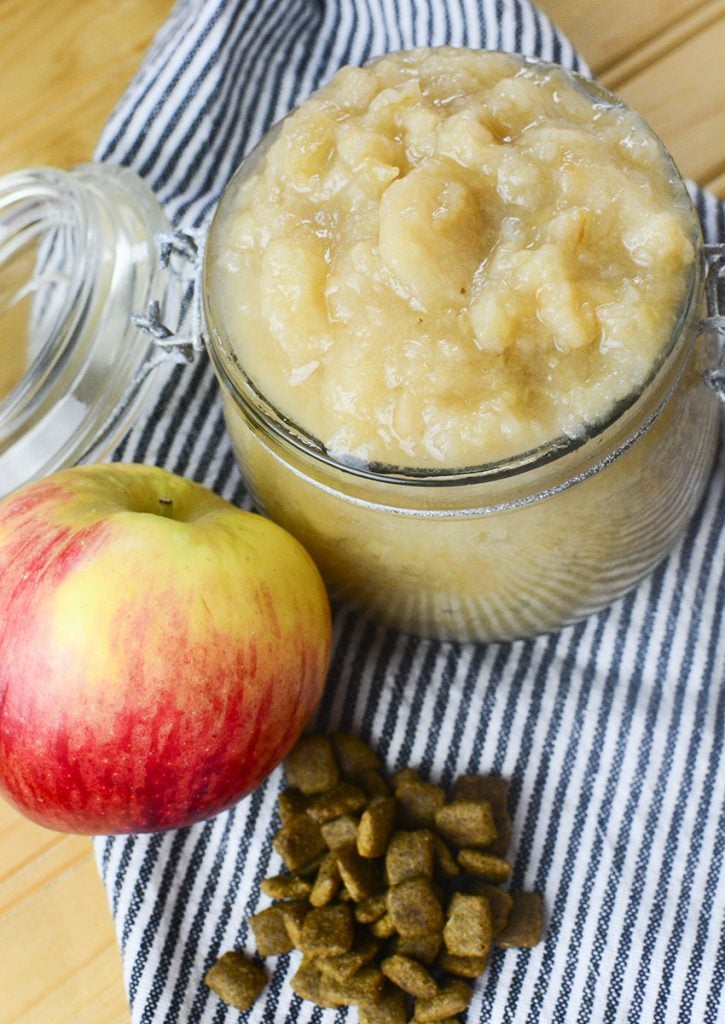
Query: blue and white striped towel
xmin=93 ymin=1 xmax=725 ymax=1021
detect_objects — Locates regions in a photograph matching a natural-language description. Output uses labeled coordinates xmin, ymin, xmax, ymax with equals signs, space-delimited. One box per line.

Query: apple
xmin=0 ymin=463 xmax=332 ymax=834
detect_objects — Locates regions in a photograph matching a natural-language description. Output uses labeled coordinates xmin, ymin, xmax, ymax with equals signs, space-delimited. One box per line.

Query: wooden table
xmin=0 ymin=2 xmax=723 ymax=1022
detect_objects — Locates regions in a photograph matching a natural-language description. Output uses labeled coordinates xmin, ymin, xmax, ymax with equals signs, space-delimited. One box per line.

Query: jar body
xmin=214 ymin=321 xmax=719 ymax=642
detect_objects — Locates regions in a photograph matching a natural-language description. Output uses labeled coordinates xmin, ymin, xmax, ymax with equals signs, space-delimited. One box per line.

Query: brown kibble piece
xmin=204 ymin=950 xmax=267 ymax=1011
xmin=355 ymin=892 xmax=388 ymax=924
xmin=336 ymin=845 xmax=384 ymax=902
xmin=331 ymin=732 xmax=381 ymax=779
xmin=391 ymin=767 xmax=419 ymax=789
xmin=250 ymin=905 xmax=295 ymax=956
xmin=310 ymin=852 xmax=342 ymax=907
xmin=443 ymin=892 xmax=493 ymax=958
xmin=321 ymin=814 xmax=359 ymax=851
xmin=495 ymin=892 xmax=544 ymax=948
xmin=386 ymin=877 xmax=444 ymax=936
xmin=392 ymin=930 xmax=442 ymax=965
xmin=260 ymin=874 xmax=312 ymax=900
xmin=413 ymin=979 xmax=472 ymax=1022
xmin=359 ymin=985 xmax=408 ymax=1024
xmin=468 ymin=880 xmax=514 ymax=934
xmin=273 ymin=814 xmax=327 ymax=872
xmin=453 ymin=775 xmax=512 ymax=856
xmin=278 ymin=787 xmax=311 ymax=823
xmin=290 ymin=958 xmax=343 ymax=1008
xmin=396 ymin=779 xmax=446 ymax=828
xmin=298 ymin=902 xmax=355 ymax=958
xmin=358 ymin=797 xmax=397 ymax=858
xmin=437 ymin=951 xmax=488 ymax=978
xmin=307 ymin=782 xmax=367 ymax=823
xmin=386 ymin=830 xmax=435 ymax=885
xmin=381 ymin=954 xmax=438 ymax=998
xmin=370 ymin=913 xmax=397 ymax=939
xmin=320 ymin=963 xmax=386 ymax=1007
xmin=457 ymin=848 xmax=512 ymax=882
xmin=453 ymin=774 xmax=509 ymax=810
xmin=434 ymin=800 xmax=497 ymax=848
xmin=285 ymin=734 xmax=340 ymax=794
xmin=278 ymin=899 xmax=308 ymax=947
xmin=318 ymin=932 xmax=380 ymax=981
xmin=358 ymin=769 xmax=392 ymax=798
xmin=432 ymin=835 xmax=460 ymax=882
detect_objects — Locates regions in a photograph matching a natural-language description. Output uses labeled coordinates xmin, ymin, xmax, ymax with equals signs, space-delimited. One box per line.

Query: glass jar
xmin=0 ymin=163 xmax=194 ymax=496
xmin=1 ymin=58 xmax=723 ymax=643
xmin=202 ymin=56 xmax=725 ymax=642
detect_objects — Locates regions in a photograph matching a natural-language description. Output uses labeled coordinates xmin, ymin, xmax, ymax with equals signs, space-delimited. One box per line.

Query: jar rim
xmin=204 ymin=51 xmax=706 ymax=490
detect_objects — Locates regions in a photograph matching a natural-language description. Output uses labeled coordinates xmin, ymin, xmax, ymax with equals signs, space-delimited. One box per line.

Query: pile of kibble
xmin=205 ymin=732 xmax=542 ymax=1022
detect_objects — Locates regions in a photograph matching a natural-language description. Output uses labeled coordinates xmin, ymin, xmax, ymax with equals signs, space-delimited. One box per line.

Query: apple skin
xmin=0 ymin=463 xmax=332 ymax=834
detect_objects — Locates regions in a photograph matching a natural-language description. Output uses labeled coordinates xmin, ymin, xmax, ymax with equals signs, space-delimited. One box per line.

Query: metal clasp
xmin=703 ymin=243 xmax=725 ymax=402
xmin=132 ymin=228 xmax=206 ymax=365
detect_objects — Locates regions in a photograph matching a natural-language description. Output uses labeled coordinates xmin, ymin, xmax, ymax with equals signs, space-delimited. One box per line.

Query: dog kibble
xmin=358 ymin=796 xmax=397 ymax=858
xmin=452 ymin=775 xmax=512 ymax=857
xmin=309 ymin=852 xmax=342 ymax=907
xmin=290 ymin=958 xmax=342 ymax=1008
xmin=392 ymin=931 xmax=442 ymax=966
xmin=318 ymin=932 xmax=380 ymax=981
xmin=321 ymin=814 xmax=358 ymax=850
xmin=278 ymin=898 xmax=308 ymax=947
xmin=457 ymin=848 xmax=512 ymax=883
xmin=355 ymin=892 xmax=388 ymax=924
xmin=204 ymin=951 xmax=267 ymax=1011
xmin=336 ymin=844 xmax=384 ymax=902
xmin=370 ymin=912 xmax=398 ymax=939
xmin=332 ymin=732 xmax=381 ymax=779
xmin=359 ymin=985 xmax=409 ymax=1024
xmin=260 ymin=874 xmax=312 ymax=900
xmin=307 ymin=782 xmax=367 ymax=823
xmin=278 ymin=787 xmax=312 ymax=823
xmin=443 ymin=893 xmax=493 ymax=959
xmin=413 ymin=979 xmax=473 ymax=1022
xmin=321 ymin=963 xmax=386 ymax=1007
xmin=434 ymin=800 xmax=498 ymax=849
xmin=395 ymin=779 xmax=446 ymax=829
xmin=206 ymin=732 xmax=544 ymax=1022
xmin=386 ymin=830 xmax=435 ymax=885
xmin=285 ymin=734 xmax=340 ymax=794
xmin=468 ymin=880 xmax=514 ymax=935
xmin=432 ymin=835 xmax=460 ymax=882
xmin=387 ymin=877 xmax=444 ymax=937
xmin=437 ymin=952 xmax=488 ymax=978
xmin=381 ymin=954 xmax=439 ymax=998
xmin=273 ymin=814 xmax=327 ymax=872
xmin=249 ymin=905 xmax=295 ymax=956
xmin=495 ymin=891 xmax=544 ymax=948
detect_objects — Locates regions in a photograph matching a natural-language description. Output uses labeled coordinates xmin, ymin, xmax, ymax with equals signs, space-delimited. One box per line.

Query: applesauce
xmin=204 ymin=49 xmax=721 ymax=641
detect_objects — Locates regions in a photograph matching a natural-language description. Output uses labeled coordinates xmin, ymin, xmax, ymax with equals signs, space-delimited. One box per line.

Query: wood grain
xmin=0 ymin=2 xmax=722 ymax=1023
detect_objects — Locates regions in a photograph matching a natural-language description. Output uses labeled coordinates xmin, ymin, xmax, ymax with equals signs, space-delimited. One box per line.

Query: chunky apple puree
xmin=214 ymin=48 xmax=696 ymax=469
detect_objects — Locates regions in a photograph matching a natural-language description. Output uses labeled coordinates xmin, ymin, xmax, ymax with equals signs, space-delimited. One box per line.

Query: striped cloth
xmin=93 ymin=1 xmax=725 ymax=1021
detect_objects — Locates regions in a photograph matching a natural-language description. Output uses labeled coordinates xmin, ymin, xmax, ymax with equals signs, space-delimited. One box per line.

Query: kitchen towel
xmin=93 ymin=1 xmax=725 ymax=1021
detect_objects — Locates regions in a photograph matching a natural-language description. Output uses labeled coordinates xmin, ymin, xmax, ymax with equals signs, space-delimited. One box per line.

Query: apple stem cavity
xmin=158 ymin=496 xmax=174 ymax=518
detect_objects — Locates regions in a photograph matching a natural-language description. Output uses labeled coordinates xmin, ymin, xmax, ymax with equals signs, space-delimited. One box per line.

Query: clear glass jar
xmin=0 ymin=163 xmax=189 ymax=496
xmin=1 ymin=60 xmax=723 ymax=643
xmin=202 ymin=58 xmax=725 ymax=643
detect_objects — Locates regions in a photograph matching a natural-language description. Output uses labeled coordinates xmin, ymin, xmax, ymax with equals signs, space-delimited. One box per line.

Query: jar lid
xmin=0 ymin=163 xmax=202 ymax=498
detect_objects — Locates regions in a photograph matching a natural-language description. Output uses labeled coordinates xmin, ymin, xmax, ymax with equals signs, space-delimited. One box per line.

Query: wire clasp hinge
xmin=703 ymin=244 xmax=725 ymax=403
xmin=132 ymin=228 xmax=206 ymax=365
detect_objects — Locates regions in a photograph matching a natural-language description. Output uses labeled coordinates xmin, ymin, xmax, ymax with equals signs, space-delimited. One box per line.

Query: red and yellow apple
xmin=0 ymin=463 xmax=332 ymax=834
